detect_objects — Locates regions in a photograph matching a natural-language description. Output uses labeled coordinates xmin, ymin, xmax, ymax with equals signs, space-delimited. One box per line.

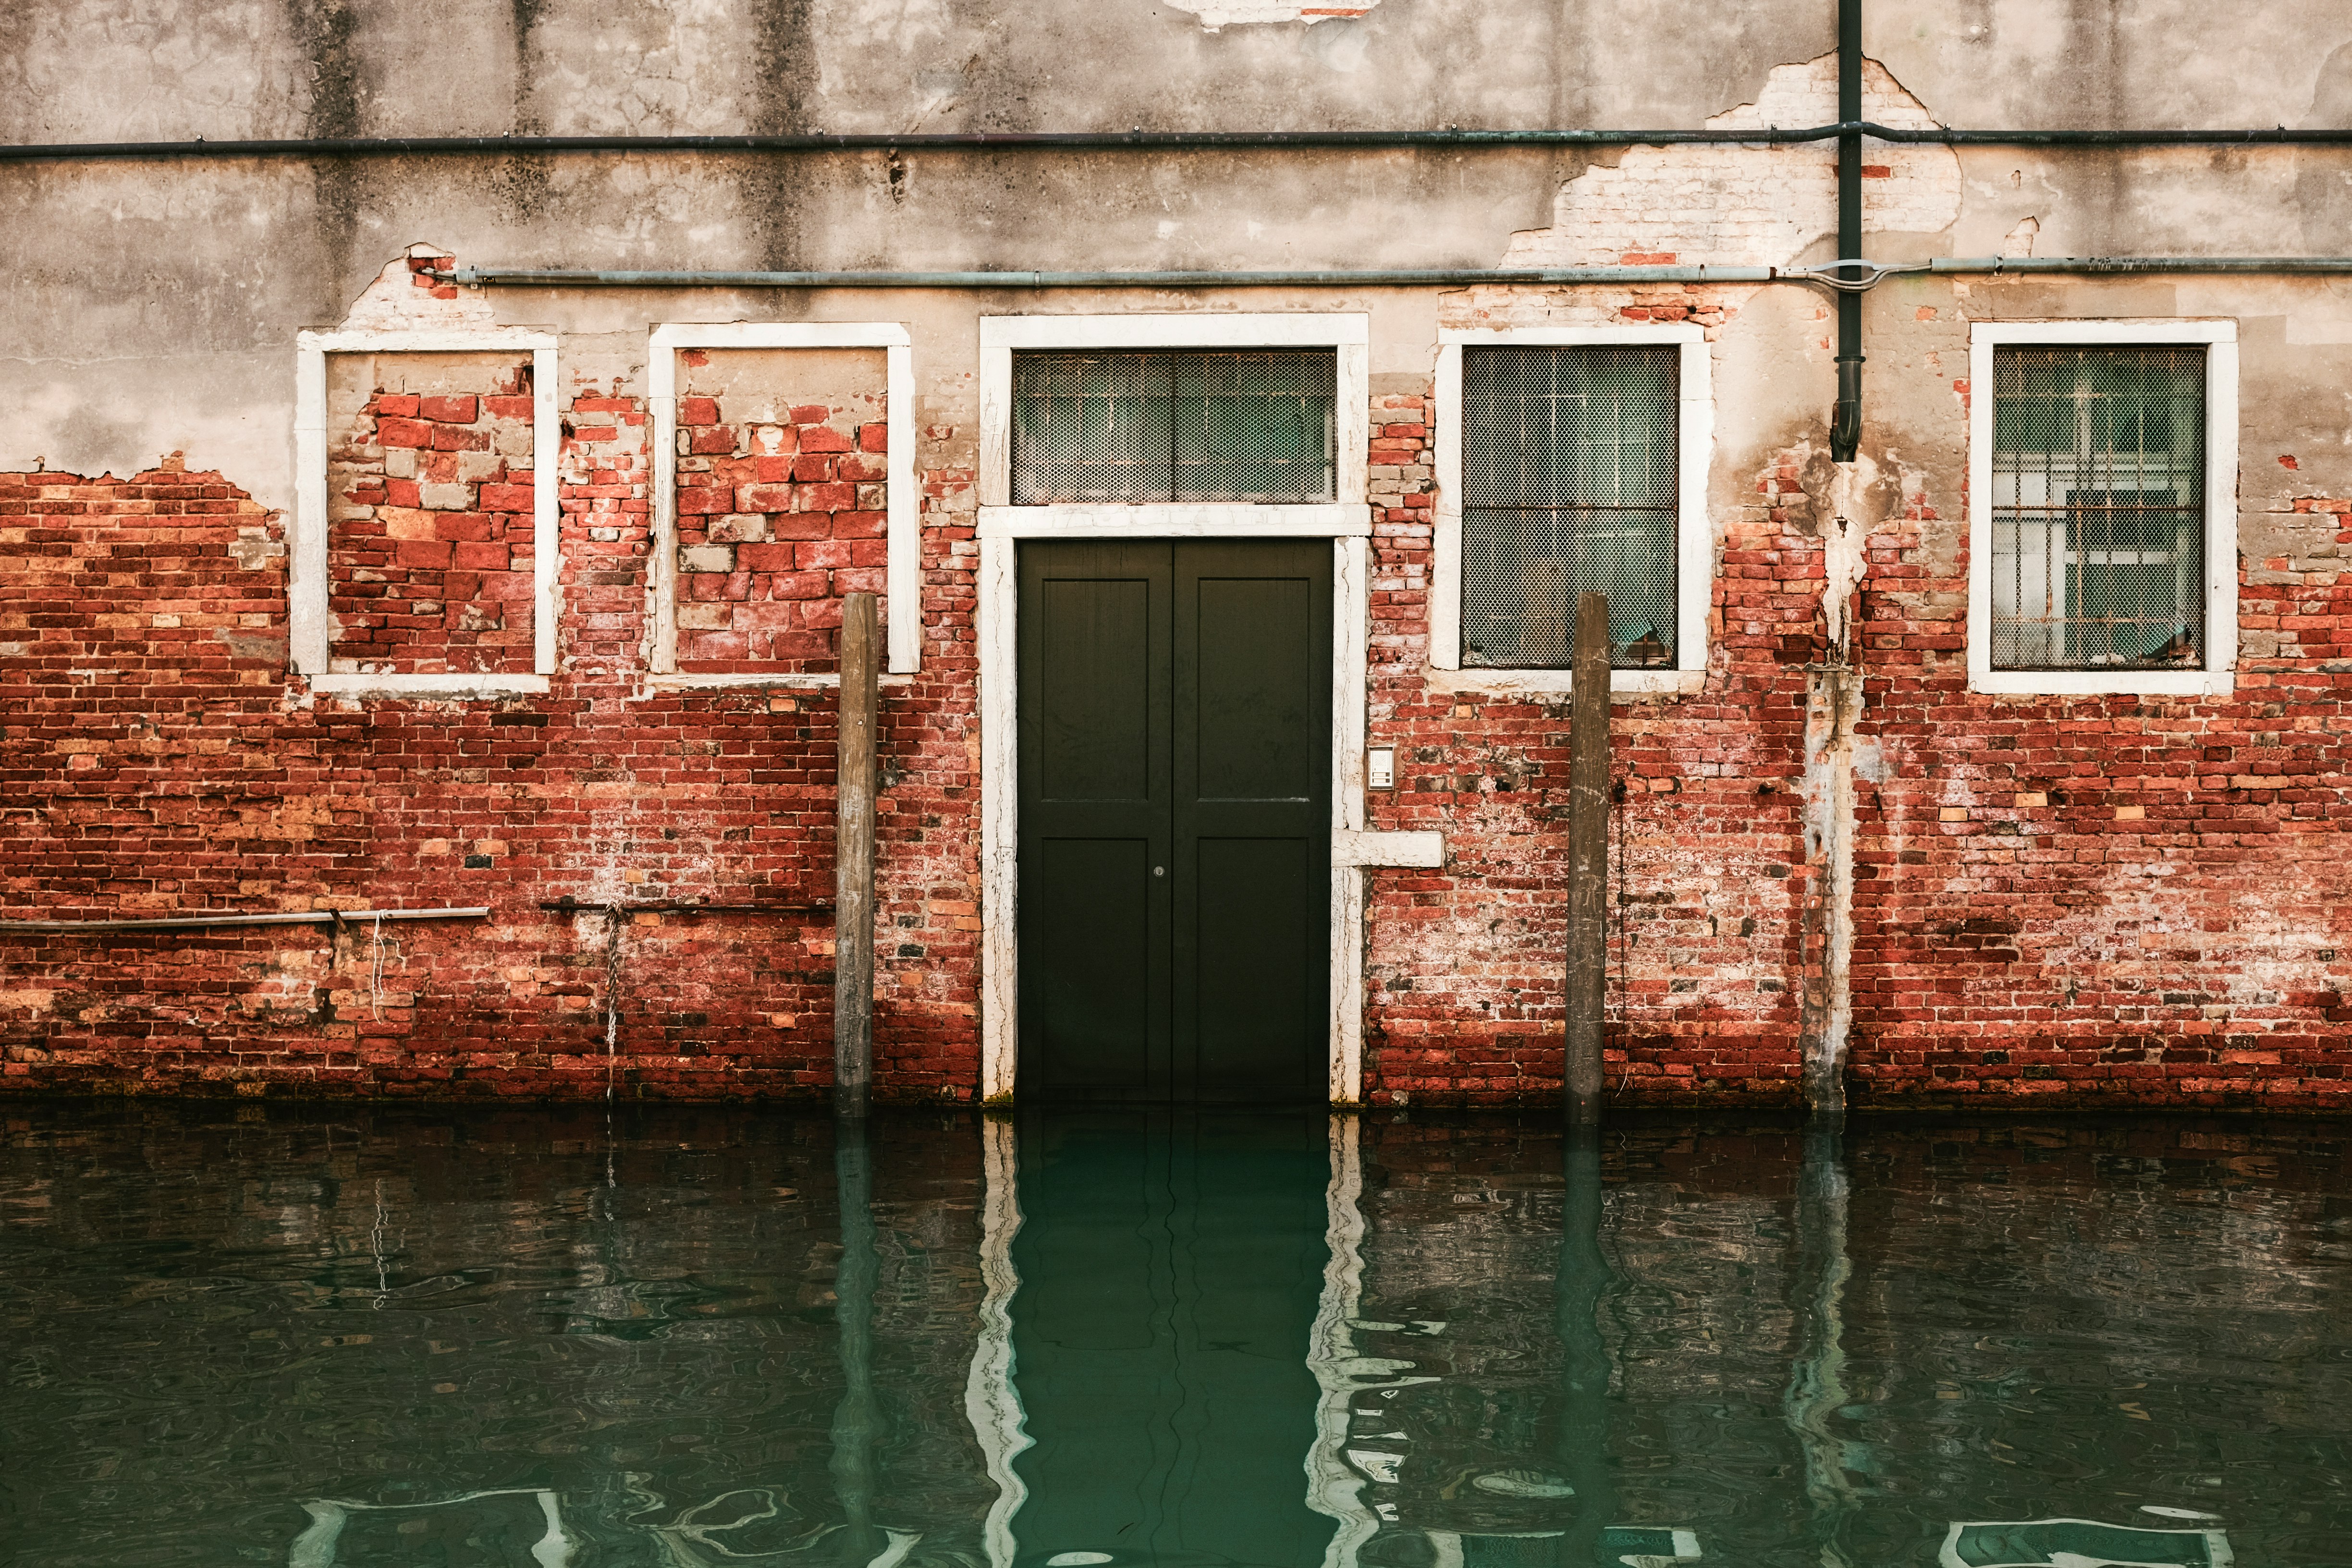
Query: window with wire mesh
xmin=1460 ymin=345 xmax=1679 ymax=669
xmin=1991 ymin=345 xmax=2206 ymax=670
xmin=1010 ymin=349 xmax=1337 ymax=504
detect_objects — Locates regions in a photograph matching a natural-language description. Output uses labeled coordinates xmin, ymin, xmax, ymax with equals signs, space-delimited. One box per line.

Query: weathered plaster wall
xmin=6 ymin=1 xmax=2350 ymax=488
xmin=6 ymin=2 xmax=2352 ymax=1103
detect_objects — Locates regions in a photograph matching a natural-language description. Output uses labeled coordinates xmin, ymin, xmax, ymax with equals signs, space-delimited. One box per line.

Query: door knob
xmin=1153 ymin=866 xmax=1165 ymax=877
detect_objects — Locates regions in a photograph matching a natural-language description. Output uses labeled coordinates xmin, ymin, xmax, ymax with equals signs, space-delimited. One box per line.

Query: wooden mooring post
xmin=834 ymin=592 xmax=879 ymax=1120
xmin=1565 ymin=591 xmax=1609 ymax=1128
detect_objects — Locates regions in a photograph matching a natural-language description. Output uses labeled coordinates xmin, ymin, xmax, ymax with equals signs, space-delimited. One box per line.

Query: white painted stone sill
xmin=643 ymin=672 xmax=916 ymax=691
xmin=1970 ymin=669 xmax=2235 ymax=697
xmin=309 ymin=673 xmax=551 ymax=698
xmin=1333 ymin=830 xmax=1444 ymax=869
xmin=1424 ymin=666 xmax=1707 ymax=698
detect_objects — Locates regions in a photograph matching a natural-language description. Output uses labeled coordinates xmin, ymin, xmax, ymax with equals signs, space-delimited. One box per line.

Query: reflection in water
xmin=970 ymin=1117 xmax=1032 ymax=1564
xmin=1303 ymin=1113 xmax=1384 ymax=1567
xmin=832 ymin=1118 xmax=887 ymax=1566
xmin=1 ymin=1104 xmax=2346 ymax=1566
xmin=288 ymin=1489 xmax=573 ymax=1567
xmin=1554 ymin=1127 xmax=1621 ymax=1568
xmin=1001 ymin=1110 xmax=1335 ymax=1568
xmin=1784 ymin=1119 xmax=1861 ymax=1568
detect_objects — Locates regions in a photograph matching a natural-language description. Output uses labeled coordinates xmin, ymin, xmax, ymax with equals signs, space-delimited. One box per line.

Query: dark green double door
xmin=1018 ymin=539 xmax=1332 ymax=1103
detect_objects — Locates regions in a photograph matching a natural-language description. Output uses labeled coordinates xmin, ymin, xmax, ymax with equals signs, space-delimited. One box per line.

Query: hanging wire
xmin=369 ymin=1177 xmax=392 ymax=1311
xmin=1611 ymin=775 xmax=1631 ymax=1101
xmin=602 ymin=908 xmax=624 ymax=1106
xmin=1793 ymin=258 xmax=1933 ymax=292
xmin=368 ymin=912 xmax=387 ymax=1020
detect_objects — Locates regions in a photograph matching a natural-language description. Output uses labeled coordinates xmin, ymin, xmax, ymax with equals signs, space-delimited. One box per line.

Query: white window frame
xmin=1968 ymin=318 xmax=2238 ymax=697
xmin=294 ymin=327 xmax=560 ymax=696
xmin=976 ymin=313 xmax=1371 ymax=539
xmin=1431 ymin=325 xmax=1714 ymax=697
xmin=647 ymin=322 xmax=919 ymax=686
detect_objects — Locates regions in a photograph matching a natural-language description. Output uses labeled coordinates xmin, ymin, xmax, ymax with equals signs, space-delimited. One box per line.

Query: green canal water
xmin=0 ymin=1104 xmax=2345 ymax=1567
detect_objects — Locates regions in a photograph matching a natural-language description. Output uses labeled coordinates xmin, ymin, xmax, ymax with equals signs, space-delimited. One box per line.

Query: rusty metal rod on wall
xmin=1565 ymin=592 xmax=1610 ymax=1129
xmin=539 ymin=898 xmax=832 ymax=916
xmin=452 ymin=264 xmax=1789 ymax=288
xmin=0 ymin=907 xmax=489 ymax=934
xmin=834 ymin=592 xmax=881 ymax=1121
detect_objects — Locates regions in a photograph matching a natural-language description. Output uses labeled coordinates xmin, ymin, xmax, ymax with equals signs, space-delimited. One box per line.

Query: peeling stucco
xmin=1509 ymin=55 xmax=1960 ymax=268
xmin=338 ymin=244 xmax=498 ymax=332
xmin=1164 ymin=1 xmax=1380 ymax=31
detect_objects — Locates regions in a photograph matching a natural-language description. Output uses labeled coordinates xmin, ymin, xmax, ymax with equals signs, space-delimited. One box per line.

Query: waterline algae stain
xmin=0 ymin=1103 xmax=2340 ymax=1565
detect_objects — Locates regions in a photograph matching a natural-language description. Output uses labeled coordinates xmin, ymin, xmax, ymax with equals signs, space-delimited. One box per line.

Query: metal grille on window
xmin=1991 ymin=346 xmax=2205 ymax=670
xmin=1460 ymin=345 xmax=1679 ymax=669
xmin=1011 ymin=349 xmax=1337 ymax=505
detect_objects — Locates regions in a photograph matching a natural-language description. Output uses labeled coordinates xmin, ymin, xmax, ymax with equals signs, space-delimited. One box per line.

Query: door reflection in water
xmin=0 ymin=1104 xmax=2344 ymax=1566
xmin=993 ymin=1111 xmax=1336 ymax=1568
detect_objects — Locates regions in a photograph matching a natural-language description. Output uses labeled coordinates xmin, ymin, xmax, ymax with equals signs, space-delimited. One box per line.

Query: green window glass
xmin=1459 ymin=344 xmax=1679 ymax=669
xmin=1011 ymin=349 xmax=1337 ymax=504
xmin=1990 ymin=346 xmax=2206 ymax=670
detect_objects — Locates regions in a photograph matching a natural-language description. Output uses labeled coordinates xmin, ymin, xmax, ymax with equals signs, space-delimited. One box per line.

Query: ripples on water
xmin=0 ymin=1103 xmax=2344 ymax=1567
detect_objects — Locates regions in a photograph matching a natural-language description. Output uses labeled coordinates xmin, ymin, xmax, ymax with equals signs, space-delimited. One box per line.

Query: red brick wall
xmin=4 ymin=346 xmax=2348 ymax=1108
xmin=1358 ymin=387 xmax=1821 ymax=1107
xmin=1350 ymin=332 xmax=2348 ymax=1110
xmin=1846 ymin=495 xmax=2352 ymax=1110
xmin=0 ymin=379 xmax=980 ymax=1099
xmin=674 ymin=394 xmax=888 ymax=672
xmin=330 ymin=364 xmax=537 ymax=674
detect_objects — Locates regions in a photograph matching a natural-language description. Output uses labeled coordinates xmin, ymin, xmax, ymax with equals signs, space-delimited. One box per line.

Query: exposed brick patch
xmin=1507 ymin=55 xmax=1959 ymax=270
xmin=555 ymin=388 xmax=652 ymax=671
xmin=329 ymin=359 xmax=536 ymax=674
xmin=674 ymin=395 xmax=887 ymax=672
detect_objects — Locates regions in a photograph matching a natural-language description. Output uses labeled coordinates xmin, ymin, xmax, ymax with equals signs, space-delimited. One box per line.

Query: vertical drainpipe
xmin=1792 ymin=15 xmax=1869 ymax=1548
xmin=1831 ymin=0 xmax=1864 ymax=470
xmin=1802 ymin=0 xmax=1867 ymax=1123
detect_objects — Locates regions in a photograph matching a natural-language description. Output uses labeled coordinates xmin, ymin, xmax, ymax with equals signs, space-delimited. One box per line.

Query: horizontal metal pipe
xmin=1 ymin=129 xmax=1809 ymax=161
xmin=454 ymin=264 xmax=1785 ymax=289
xmin=9 ymin=122 xmax=2352 ymax=164
xmin=1876 ymin=125 xmax=2352 ymax=147
xmin=1934 ymin=255 xmax=2352 ymax=273
xmin=0 ymin=907 xmax=490 ymax=933
xmin=452 ymin=257 xmax=2352 ymax=291
xmin=538 ymin=899 xmax=833 ymax=915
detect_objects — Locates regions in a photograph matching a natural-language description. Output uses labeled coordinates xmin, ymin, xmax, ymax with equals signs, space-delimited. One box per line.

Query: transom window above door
xmin=977 ymin=313 xmax=1369 ymax=539
xmin=1012 ymin=349 xmax=1338 ymax=505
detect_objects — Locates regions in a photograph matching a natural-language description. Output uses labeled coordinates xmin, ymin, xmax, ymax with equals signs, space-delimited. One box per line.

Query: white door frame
xmin=972 ymin=312 xmax=1440 ymax=1106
